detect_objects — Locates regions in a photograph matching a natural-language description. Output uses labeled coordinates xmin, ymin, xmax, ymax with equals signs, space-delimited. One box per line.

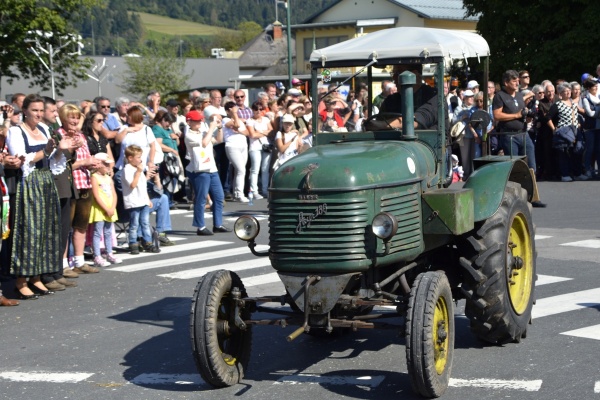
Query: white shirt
xmin=115 ymin=125 xmax=157 ymax=170
xmin=223 ymin=117 xmax=248 ymax=148
xmin=246 ymin=116 xmax=271 ymax=151
xmin=122 ymin=163 xmax=150 ymax=209
xmin=184 ymin=122 xmax=218 ymax=173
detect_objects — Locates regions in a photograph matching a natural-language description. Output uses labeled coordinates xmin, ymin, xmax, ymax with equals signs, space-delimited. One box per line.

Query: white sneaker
xmin=253 ymin=193 xmax=264 ymax=200
xmin=93 ymin=256 xmax=111 ymax=268
xmin=105 ymin=254 xmax=123 ymax=264
xmin=561 ymin=176 xmax=573 ymax=182
xmin=574 ymin=174 xmax=589 ymax=181
xmin=236 ymin=196 xmax=249 ymax=203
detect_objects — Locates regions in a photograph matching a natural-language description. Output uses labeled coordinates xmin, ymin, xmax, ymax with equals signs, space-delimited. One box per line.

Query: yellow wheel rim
xmin=507 ymin=213 xmax=533 ymax=315
xmin=433 ymin=295 xmax=450 ymax=375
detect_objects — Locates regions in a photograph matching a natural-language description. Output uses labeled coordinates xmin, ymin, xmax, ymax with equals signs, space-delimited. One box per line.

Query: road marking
xmin=113 ymin=240 xmax=231 ymax=261
xmin=112 ymin=245 xmax=268 ymax=273
xmin=560 ymin=239 xmax=600 ymax=248
xmin=535 ymin=235 xmax=552 ymax=240
xmin=244 ymin=272 xmax=281 ymax=287
xmin=168 ymin=209 xmax=191 ymax=215
xmin=536 ymin=274 xmax=572 ymax=286
xmin=275 ymin=374 xmax=385 ymax=387
xmin=532 ymin=288 xmax=600 ymax=319
xmin=595 ymin=380 xmax=600 ymax=393
xmin=163 ymin=235 xmax=187 ymax=242
xmin=158 ymin=258 xmax=272 ymax=280
xmin=0 ymin=371 xmax=93 ymax=383
xmin=449 ymin=378 xmax=542 ymax=391
xmin=561 ymin=324 xmax=600 ymax=341
xmin=130 ymin=373 xmax=205 ymax=386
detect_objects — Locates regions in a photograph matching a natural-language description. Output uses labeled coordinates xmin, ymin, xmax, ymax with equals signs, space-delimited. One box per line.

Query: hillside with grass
xmin=74 ymin=0 xmax=335 ymax=57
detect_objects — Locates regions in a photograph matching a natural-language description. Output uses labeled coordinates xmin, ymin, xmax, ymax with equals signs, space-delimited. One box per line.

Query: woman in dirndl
xmin=6 ymin=94 xmax=65 ymax=299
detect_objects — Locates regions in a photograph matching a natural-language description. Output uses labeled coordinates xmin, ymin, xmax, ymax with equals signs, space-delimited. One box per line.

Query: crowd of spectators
xmin=2 ymin=65 xmax=599 ymax=305
xmin=448 ymin=66 xmax=600 ymax=184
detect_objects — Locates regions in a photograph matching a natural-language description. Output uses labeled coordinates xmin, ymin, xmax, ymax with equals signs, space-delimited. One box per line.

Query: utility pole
xmin=276 ymin=0 xmax=293 ymax=88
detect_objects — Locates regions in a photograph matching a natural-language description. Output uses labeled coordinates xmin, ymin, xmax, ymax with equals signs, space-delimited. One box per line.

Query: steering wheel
xmin=364 ymin=112 xmax=403 ymax=131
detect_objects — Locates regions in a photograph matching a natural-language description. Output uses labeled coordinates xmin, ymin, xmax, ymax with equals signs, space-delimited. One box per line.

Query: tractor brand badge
xmin=295 ymin=203 xmax=327 ymax=234
xmin=407 ymin=157 xmax=416 ymax=174
xmin=322 ymin=69 xmax=331 ymax=83
xmin=300 ymin=163 xmax=319 ymax=191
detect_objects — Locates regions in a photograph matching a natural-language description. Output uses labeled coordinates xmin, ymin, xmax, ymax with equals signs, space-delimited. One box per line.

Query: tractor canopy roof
xmin=309 ymin=27 xmax=489 ymax=68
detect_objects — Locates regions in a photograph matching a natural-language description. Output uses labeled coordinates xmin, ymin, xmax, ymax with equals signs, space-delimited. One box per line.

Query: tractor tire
xmin=190 ymin=270 xmax=252 ymax=387
xmin=459 ymin=181 xmax=536 ymax=344
xmin=406 ymin=271 xmax=454 ymax=398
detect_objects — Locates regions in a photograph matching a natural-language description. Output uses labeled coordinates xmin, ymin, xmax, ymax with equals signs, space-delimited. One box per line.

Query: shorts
xmin=70 ymin=188 xmax=93 ymax=231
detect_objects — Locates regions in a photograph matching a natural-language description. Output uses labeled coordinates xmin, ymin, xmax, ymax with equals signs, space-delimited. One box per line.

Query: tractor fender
xmin=463 ymin=158 xmax=534 ymax=222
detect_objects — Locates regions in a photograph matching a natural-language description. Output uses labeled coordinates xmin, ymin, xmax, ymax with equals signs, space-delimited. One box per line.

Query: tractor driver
xmin=380 ymin=64 xmax=438 ymax=113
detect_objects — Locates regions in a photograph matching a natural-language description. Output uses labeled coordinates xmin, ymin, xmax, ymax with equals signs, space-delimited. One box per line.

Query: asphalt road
xmin=0 ymin=179 xmax=599 ymax=400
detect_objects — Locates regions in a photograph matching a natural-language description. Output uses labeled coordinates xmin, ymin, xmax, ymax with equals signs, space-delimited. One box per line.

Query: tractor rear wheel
xmin=459 ymin=182 xmax=536 ymax=344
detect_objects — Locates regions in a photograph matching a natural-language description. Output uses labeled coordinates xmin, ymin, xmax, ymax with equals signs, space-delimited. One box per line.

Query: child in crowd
xmin=451 ymin=154 xmax=464 ymax=183
xmin=89 ymin=153 xmax=122 ymax=266
xmin=122 ymin=145 xmax=158 ymax=254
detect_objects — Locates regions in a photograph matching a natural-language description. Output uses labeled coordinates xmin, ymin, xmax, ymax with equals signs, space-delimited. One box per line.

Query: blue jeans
xmin=500 ymin=133 xmax=536 ymax=171
xmin=93 ymin=221 xmax=113 ymax=256
xmin=128 ymin=205 xmax=151 ymax=244
xmin=249 ymin=149 xmax=271 ymax=195
xmin=189 ymin=171 xmax=224 ymax=229
xmin=150 ymin=194 xmax=171 ymax=233
xmin=137 ymin=193 xmax=172 ymax=237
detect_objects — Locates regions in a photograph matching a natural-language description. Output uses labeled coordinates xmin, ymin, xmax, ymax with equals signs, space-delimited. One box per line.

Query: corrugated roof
xmin=389 ymin=0 xmax=476 ymax=21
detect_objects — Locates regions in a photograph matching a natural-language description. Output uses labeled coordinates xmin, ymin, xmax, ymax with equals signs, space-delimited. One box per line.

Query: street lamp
xmin=276 ymin=0 xmax=293 ymax=89
xmin=85 ymin=58 xmax=115 ymax=96
xmin=24 ymin=30 xmax=84 ymax=99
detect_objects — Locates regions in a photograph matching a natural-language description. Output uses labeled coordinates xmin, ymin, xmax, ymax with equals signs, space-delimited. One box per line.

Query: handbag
xmin=259 ymin=137 xmax=273 ymax=153
xmin=552 ymin=125 xmax=576 ymax=148
xmin=191 ymin=145 xmax=213 ymax=172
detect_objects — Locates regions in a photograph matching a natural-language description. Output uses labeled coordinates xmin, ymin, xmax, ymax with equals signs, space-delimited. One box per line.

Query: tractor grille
xmin=379 ymin=183 xmax=422 ymax=254
xmin=269 ymin=194 xmax=370 ymax=270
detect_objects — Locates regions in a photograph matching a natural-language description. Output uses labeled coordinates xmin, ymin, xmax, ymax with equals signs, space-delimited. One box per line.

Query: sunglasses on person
xmin=94 ymin=118 xmax=105 ymax=123
xmin=99 ymin=105 xmax=111 ymax=109
xmin=235 ymin=95 xmax=245 ymax=99
xmin=520 ymin=75 xmax=529 ymax=79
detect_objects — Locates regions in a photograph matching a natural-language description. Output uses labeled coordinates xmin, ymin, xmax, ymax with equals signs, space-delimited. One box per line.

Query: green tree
xmin=463 ymin=0 xmax=600 ymax=83
xmin=119 ymin=46 xmax=191 ymax=100
xmin=238 ymin=21 xmax=263 ymax=43
xmin=0 ymin=0 xmax=102 ymax=96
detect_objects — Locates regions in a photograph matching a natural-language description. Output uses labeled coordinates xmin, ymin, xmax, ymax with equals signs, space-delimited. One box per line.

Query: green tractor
xmin=190 ymin=27 xmax=537 ymax=398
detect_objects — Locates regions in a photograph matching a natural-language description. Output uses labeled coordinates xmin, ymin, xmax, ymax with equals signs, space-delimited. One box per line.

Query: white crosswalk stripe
xmin=110 ymin=245 xmax=267 ymax=272
xmin=532 ymin=288 xmax=600 ymax=319
xmin=560 ymin=325 xmax=600 ymax=341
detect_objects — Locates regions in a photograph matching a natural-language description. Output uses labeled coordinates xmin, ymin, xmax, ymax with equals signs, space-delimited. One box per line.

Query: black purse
xmin=262 ymin=143 xmax=274 ymax=153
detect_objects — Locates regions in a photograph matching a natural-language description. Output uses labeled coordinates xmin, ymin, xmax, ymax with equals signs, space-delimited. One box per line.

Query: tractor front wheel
xmin=190 ymin=270 xmax=252 ymax=387
xmin=406 ymin=271 xmax=454 ymax=398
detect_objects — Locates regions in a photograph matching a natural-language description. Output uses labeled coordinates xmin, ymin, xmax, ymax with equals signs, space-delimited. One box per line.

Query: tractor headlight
xmin=372 ymin=212 xmax=398 ymax=240
xmin=234 ymin=216 xmax=260 ymax=241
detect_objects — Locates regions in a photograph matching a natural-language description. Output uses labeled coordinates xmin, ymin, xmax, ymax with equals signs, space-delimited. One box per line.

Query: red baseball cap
xmin=185 ymin=110 xmax=204 ymax=121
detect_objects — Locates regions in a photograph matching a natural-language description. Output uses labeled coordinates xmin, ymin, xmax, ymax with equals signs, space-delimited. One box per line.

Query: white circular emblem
xmin=407 ymin=157 xmax=416 ymax=174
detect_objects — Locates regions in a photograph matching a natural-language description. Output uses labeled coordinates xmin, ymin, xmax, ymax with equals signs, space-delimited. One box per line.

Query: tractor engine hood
xmin=271 ymin=141 xmax=436 ymax=191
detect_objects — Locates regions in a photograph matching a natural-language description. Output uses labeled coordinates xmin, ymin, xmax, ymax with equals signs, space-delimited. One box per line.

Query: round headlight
xmin=234 ymin=216 xmax=260 ymax=241
xmin=372 ymin=212 xmax=398 ymax=240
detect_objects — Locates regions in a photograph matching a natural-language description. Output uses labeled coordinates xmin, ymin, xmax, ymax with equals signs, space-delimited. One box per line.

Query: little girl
xmin=89 ymin=152 xmax=122 ymax=267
